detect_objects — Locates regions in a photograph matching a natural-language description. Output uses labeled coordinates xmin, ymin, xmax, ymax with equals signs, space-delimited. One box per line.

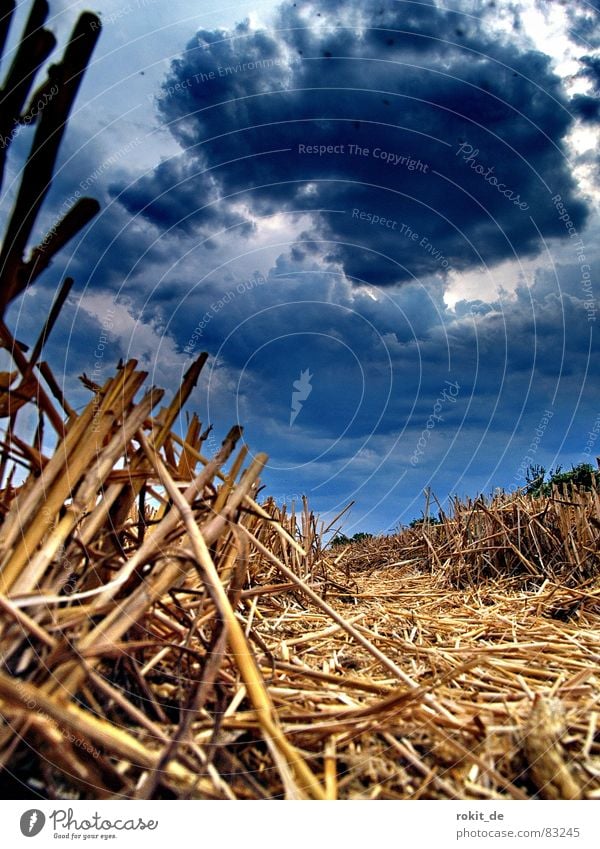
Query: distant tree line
xmin=524 ymin=462 xmax=600 ymax=497
xmin=330 ymin=532 xmax=373 ymax=547
xmin=328 ymin=463 xmax=599 ymax=545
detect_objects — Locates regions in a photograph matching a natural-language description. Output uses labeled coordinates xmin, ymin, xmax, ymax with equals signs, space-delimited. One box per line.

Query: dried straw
xmin=0 ymin=1 xmax=598 ymax=801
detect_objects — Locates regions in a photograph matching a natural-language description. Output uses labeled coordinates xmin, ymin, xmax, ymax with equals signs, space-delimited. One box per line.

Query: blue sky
xmin=3 ymin=0 xmax=600 ymax=533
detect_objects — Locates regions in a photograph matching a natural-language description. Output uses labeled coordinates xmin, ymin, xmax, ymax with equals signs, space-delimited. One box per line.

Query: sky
xmin=2 ymin=0 xmax=600 ymax=534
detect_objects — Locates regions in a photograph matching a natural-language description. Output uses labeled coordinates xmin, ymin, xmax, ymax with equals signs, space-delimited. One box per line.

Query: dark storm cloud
xmin=113 ymin=0 xmax=590 ymax=285
xmin=572 ymin=53 xmax=600 ymax=123
xmin=571 ymin=93 xmax=600 ymax=123
xmin=557 ymin=0 xmax=600 ymax=49
xmin=174 ymin=242 xmax=597 ymax=449
xmin=188 ymin=258 xmax=594 ymax=531
xmin=111 ymin=156 xmax=255 ymax=238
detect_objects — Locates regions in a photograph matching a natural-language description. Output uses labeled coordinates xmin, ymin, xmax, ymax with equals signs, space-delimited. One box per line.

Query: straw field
xmin=0 ymin=2 xmax=598 ymax=801
xmin=0 ymin=399 xmax=599 ymax=800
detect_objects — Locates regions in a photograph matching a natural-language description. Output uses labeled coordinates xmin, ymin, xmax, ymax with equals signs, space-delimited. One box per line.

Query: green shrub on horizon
xmin=525 ymin=462 xmax=600 ymax=497
xmin=408 ymin=515 xmax=442 ymax=528
xmin=330 ymin=531 xmax=374 ymax=547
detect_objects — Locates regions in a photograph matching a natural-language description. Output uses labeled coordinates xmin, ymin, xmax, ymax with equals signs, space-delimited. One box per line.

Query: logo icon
xmin=20 ymin=810 xmax=46 ymax=837
xmin=289 ymin=368 xmax=313 ymax=426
